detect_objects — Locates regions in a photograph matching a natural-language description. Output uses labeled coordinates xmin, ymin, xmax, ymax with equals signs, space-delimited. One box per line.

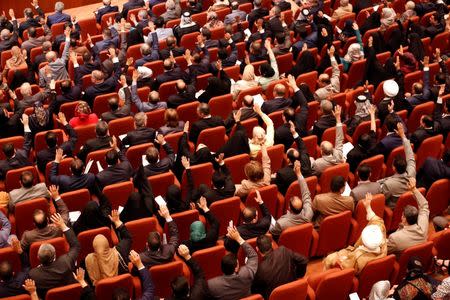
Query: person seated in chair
xmin=121 ymin=112 xmax=156 ymax=148
xmin=143 ymin=135 xmax=176 ymax=177
xmin=8 ymin=171 xmax=49 ymax=211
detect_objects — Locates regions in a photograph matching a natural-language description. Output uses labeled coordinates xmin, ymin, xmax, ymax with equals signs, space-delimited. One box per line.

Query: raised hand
xmin=47 ymin=185 xmax=60 ymax=200
xmin=395 ymin=122 xmax=405 ymax=138
xmin=352 ymin=22 xmax=358 ymax=31
xmin=20 ymin=114 xmax=29 ymax=127
xmin=8 ymin=9 xmax=15 ymax=19
xmin=126 ymin=57 xmax=134 ymax=66
xmin=328 ymin=45 xmax=335 ymax=57
xmin=183 ymin=121 xmax=190 ymax=133
xmin=362 ymin=192 xmax=372 ymax=210
xmin=407 ymin=177 xmax=416 ymax=191
xmin=108 ymin=209 xmax=122 ymax=227
xmin=54 ymin=148 xmax=64 ymax=164
xmin=73 ymin=268 xmax=88 ymax=287
xmin=254 ymin=190 xmax=263 ymax=204
xmin=11 ymin=237 xmax=22 ymax=254
xmin=198 ymin=196 xmax=208 ymax=212
xmin=333 ymin=105 xmax=342 ymax=122
xmin=64 ymin=26 xmax=71 ymax=39
xmin=289 ymin=120 xmax=296 ymax=136
xmin=294 ymin=160 xmax=302 ymax=177
xmin=227 ymin=226 xmax=244 ymax=244
xmin=22 ymin=279 xmax=37 ymax=295
xmin=158 ymin=204 xmax=171 ymax=220
xmin=215 ymin=153 xmax=225 ymax=165
xmin=178 ymin=244 xmax=191 ymax=260
xmin=233 ymin=108 xmax=242 ymax=123
xmin=369 ymin=104 xmax=376 ymax=116
xmin=422 ymin=56 xmax=429 ymax=68
xmin=287 ymin=74 xmax=297 ymax=90
xmin=129 ymin=250 xmax=144 ymax=269
xmin=56 ymin=112 xmax=68 ymax=126
xmin=181 ymin=156 xmax=190 ymax=169
xmin=50 ymin=213 xmax=67 ymax=231
xmin=109 ymin=135 xmax=118 ymax=150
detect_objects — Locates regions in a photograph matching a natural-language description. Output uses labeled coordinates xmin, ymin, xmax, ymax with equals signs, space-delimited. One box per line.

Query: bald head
xmin=163 ymin=58 xmax=174 ymax=71
xmin=243 ymin=95 xmax=254 ymax=107
xmin=92 ymin=70 xmax=104 ymax=83
xmin=141 ymin=43 xmax=151 ymax=56
xmin=45 ymin=51 xmax=57 ymax=62
xmin=318 ymin=73 xmax=331 ymax=87
xmin=273 ymin=84 xmax=286 ymax=98
xmin=0 ymin=29 xmax=10 ymax=41
xmin=149 ymin=91 xmax=160 ymax=103
xmin=320 ymin=141 xmax=334 ymax=156
xmin=320 ymin=100 xmax=333 ymax=115
xmin=176 ymin=79 xmax=186 ymax=92
xmin=289 ymin=196 xmax=303 ymax=214
xmin=242 ymin=207 xmax=257 ymax=223
xmin=20 ymin=83 xmax=32 ymax=97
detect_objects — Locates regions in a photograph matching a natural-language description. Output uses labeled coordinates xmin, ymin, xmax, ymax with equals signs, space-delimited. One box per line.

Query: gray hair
xmin=134 ymin=112 xmax=147 ymax=128
xmin=320 ymin=100 xmax=333 ymax=114
xmin=138 ymin=9 xmax=148 ymax=20
xmin=0 ymin=29 xmax=9 ymax=41
xmin=55 ymin=2 xmax=65 ymax=12
xmin=166 ymin=0 xmax=176 ymax=10
xmin=20 ymin=83 xmax=32 ymax=96
xmin=38 ymin=244 xmax=56 ymax=265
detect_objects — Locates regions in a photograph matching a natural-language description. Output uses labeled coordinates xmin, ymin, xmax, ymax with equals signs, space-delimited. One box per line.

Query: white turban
xmin=383 ymin=80 xmax=399 ymax=98
xmin=361 ymin=225 xmax=383 ymax=252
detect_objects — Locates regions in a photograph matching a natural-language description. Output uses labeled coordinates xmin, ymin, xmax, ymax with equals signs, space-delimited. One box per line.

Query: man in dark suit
xmin=36 ymin=112 xmax=77 ymax=173
xmin=71 ymin=51 xmax=101 ymax=86
xmin=77 ymin=121 xmax=112 ymax=162
xmin=167 ymin=79 xmax=197 ymax=109
xmin=120 ymin=0 xmax=145 ymax=20
xmin=200 ymin=27 xmax=219 ymax=49
xmin=247 ymin=0 xmax=269 ymax=30
xmin=186 ymin=46 xmax=210 ymax=82
xmin=95 ymin=0 xmax=119 ymax=24
xmin=262 ymin=84 xmax=292 ymax=115
xmin=135 ymin=30 xmax=160 ymax=67
xmin=274 ymin=127 xmax=312 ymax=195
xmin=410 ymin=115 xmax=436 ymax=150
xmin=96 ymin=138 xmax=134 ymax=189
xmin=0 ymin=238 xmax=29 ymax=298
xmin=211 ymin=41 xmax=238 ymax=71
xmin=0 ymin=11 xmax=18 ymax=52
xmin=311 ymin=100 xmax=336 ymax=141
xmin=265 ymin=5 xmax=285 ymax=40
xmin=372 ymin=114 xmax=403 ymax=159
xmin=101 ymin=95 xmax=131 ymax=123
xmin=46 ymin=2 xmax=71 ymax=27
xmin=89 ymin=26 xmax=120 ymax=54
xmin=252 ymin=235 xmax=307 ymax=299
xmin=0 ymin=90 xmax=25 ymax=139
xmin=237 ymin=191 xmax=271 ymax=240
xmin=81 ymin=49 xmax=122 ymax=107
xmin=122 ymin=112 xmax=156 ymax=148
xmin=189 ymin=103 xmax=225 ymax=144
xmin=224 ymin=95 xmax=259 ymax=133
xmin=143 ymin=135 xmax=176 ymax=176
xmin=152 ymin=58 xmax=190 ymax=90
xmin=417 ymin=150 xmax=450 ymax=189
xmin=50 ymin=80 xmax=82 ymax=113
xmin=29 ymin=213 xmax=80 ymax=299
xmin=18 ymin=2 xmax=45 ymax=38
xmin=0 ymin=118 xmax=32 ymax=180
xmin=49 ymin=149 xmax=97 ymax=194
xmin=159 ymin=36 xmax=186 ymax=60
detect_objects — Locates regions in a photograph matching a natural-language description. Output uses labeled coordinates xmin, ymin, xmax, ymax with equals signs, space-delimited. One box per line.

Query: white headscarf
xmin=369 ymin=280 xmax=395 ymax=300
xmin=344 ymin=43 xmax=364 ymax=63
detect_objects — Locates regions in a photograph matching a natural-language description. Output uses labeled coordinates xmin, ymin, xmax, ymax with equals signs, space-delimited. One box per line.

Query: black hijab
xmin=73 ymin=201 xmax=111 ymax=235
xmin=289 ymin=50 xmax=316 ymax=78
xmin=120 ymin=192 xmax=153 ymax=223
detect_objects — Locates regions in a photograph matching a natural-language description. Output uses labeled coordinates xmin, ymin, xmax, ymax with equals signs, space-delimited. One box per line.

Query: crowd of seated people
xmin=0 ymin=0 xmax=449 ymax=299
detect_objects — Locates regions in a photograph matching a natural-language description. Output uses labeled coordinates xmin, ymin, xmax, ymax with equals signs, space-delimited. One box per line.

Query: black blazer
xmin=49 ymin=162 xmax=98 ymax=194
xmin=74 ymin=61 xmax=101 ymax=86
xmin=159 ymin=46 xmax=186 ymax=60
xmin=143 ymin=143 xmax=176 ymax=176
xmin=82 ymin=62 xmax=121 ymax=107
xmin=261 ymin=97 xmax=293 ymax=115
xmin=189 ymin=116 xmax=225 ymax=144
xmin=152 ymin=68 xmax=191 ymax=90
xmin=0 ymin=132 xmax=32 ymax=179
xmin=96 ymin=151 xmax=134 ymax=189
xmin=167 ymin=85 xmax=197 ymax=109
xmin=122 ymin=127 xmax=156 ymax=148
xmin=101 ymin=106 xmax=131 ymax=123
xmin=78 ymin=136 xmax=112 ymax=162
xmin=247 ymin=7 xmax=269 ymax=29
xmin=312 ymin=114 xmax=336 ymax=141
xmin=265 ymin=16 xmax=285 ymax=39
xmin=410 ymin=127 xmax=435 ymax=151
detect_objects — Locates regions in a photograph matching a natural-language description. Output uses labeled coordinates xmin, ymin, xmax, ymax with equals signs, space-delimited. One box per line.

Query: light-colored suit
xmin=208 ymin=242 xmax=258 ymax=300
xmin=21 ymin=25 xmax=52 ymax=53
xmin=312 ymin=192 xmax=354 ymax=226
xmin=387 ymin=188 xmax=429 ymax=255
xmin=314 ymin=56 xmax=340 ymax=102
xmin=270 ymin=175 xmax=314 ymax=237
xmin=350 ymin=181 xmax=382 ymax=202
xmin=9 ymin=183 xmax=49 ymax=211
xmin=378 ymin=137 xmax=416 ymax=208
xmin=38 ymin=37 xmax=70 ymax=87
xmin=311 ymin=123 xmax=344 ymax=176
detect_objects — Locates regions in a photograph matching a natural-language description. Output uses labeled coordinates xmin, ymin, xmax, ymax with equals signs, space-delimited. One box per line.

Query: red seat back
xmin=181 ymin=162 xmax=213 ymax=198
xmin=430 ymin=230 xmax=450 ymax=260
xmin=177 ymin=101 xmax=200 ymax=126
xmin=275 ymin=52 xmax=294 ymax=75
xmin=209 ymin=94 xmax=233 ymax=120
xmin=74 ymin=124 xmax=97 ymax=155
xmin=126 ymin=143 xmax=153 ymax=170
xmin=284 ymin=176 xmax=317 ymax=212
xmin=77 ymin=227 xmax=112 ymax=264
xmin=315 ymin=268 xmax=355 ymax=300
xmin=319 ymin=163 xmax=349 ymax=194
xmin=85 ymin=148 xmax=111 ymax=174
xmin=46 ymin=283 xmax=83 ymax=300
xmin=426 ymin=179 xmax=450 ymax=218
xmin=321 ymin=124 xmax=348 ymax=146
xmin=269 ymin=278 xmax=309 ymax=300
xmin=150 ymin=261 xmax=185 ymax=298
xmin=93 ymin=92 xmax=118 ymax=116
xmin=159 ymin=80 xmax=178 ymax=102
xmin=60 ymin=189 xmax=91 ymax=212
xmin=296 ymin=71 xmax=318 ymax=92
xmin=278 ymin=223 xmax=313 ymax=257
xmin=15 ymin=198 xmax=49 ymax=239
xmin=415 ymin=135 xmax=443 ymax=170
xmin=209 ymin=197 xmax=241 ymax=236
xmin=0 ymin=247 xmax=21 ymax=273
xmin=352 ymin=194 xmax=385 ymax=239
xmin=235 ymin=86 xmax=263 ymax=108
xmin=357 ymin=155 xmax=385 ymax=181
xmin=397 ymin=241 xmax=433 ymax=282
xmin=148 ymin=171 xmax=179 ymax=198
xmin=95 ymin=274 xmax=134 ymax=300
xmin=347 ymin=59 xmax=366 ymax=88
xmin=245 ymin=185 xmax=281 ymax=218
xmin=357 ymin=255 xmax=397 ymax=299
xmin=389 ymin=188 xmax=425 ymax=231
xmin=314 ymin=211 xmax=352 ymax=257
xmin=5 ymin=166 xmax=39 ymax=192
xmin=109 ymin=116 xmax=135 ymax=137
xmin=45 ymin=158 xmax=73 ymax=186
xmin=192 ymin=245 xmax=226 ymax=280
xmin=255 ymin=144 xmax=285 ymax=174
xmin=34 ymin=130 xmax=65 ymax=154
xmin=164 ymin=210 xmax=199 ymax=242
xmin=224 ymin=153 xmax=251 ymax=184
xmin=407 ymin=101 xmax=434 ymax=133
xmin=145 ymin=109 xmax=166 ymax=130
xmin=125 ymin=217 xmax=159 ymax=253
xmin=197 ymin=126 xmax=228 ymax=153
xmin=29 ymin=237 xmax=68 ymax=268
xmin=103 ymin=181 xmax=134 ymax=209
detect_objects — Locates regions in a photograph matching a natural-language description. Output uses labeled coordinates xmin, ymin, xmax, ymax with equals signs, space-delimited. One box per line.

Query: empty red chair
xmin=235 ymin=86 xmax=263 ymax=108
xmin=275 ymin=53 xmax=294 ymax=75
xmin=407 ymin=101 xmax=434 ymax=133
xmin=245 ymin=185 xmax=283 ymax=218
xmin=296 ymin=71 xmax=318 ymax=92
xmin=396 ymin=241 xmax=433 ymax=283
xmin=269 ymin=278 xmax=309 ymax=300
xmin=357 ymin=255 xmax=398 ymax=299
xmin=284 ymin=176 xmax=318 ymax=211
xmin=308 ymin=268 xmax=356 ymax=300
xmin=0 ymin=247 xmax=21 ymax=273
xmin=95 ymin=274 xmax=134 ymax=300
xmin=145 ymin=109 xmax=166 ymax=130
xmin=319 ymin=163 xmax=349 ymax=194
xmin=103 ymin=181 xmax=134 ymax=209
xmin=384 ymin=188 xmax=426 ymax=232
xmin=148 ymin=171 xmax=180 ymax=198
xmin=150 ymin=261 xmax=186 ymax=298
xmin=415 ymin=135 xmax=443 ymax=170
xmin=255 ymin=144 xmax=285 ymax=174
xmin=181 ymin=162 xmax=213 ymax=198
xmin=278 ymin=223 xmax=313 ymax=257
xmin=34 ymin=130 xmax=64 ymax=154
xmin=430 ymin=230 xmax=450 ymax=260
xmin=85 ymin=148 xmax=111 ymax=174
xmin=46 ymin=283 xmax=83 ymax=300
xmin=321 ymin=124 xmax=348 ymax=146
xmin=164 ymin=210 xmax=200 ymax=242
xmin=209 ymin=94 xmax=233 ymax=120
xmin=77 ymin=227 xmax=112 ymax=264
xmin=15 ymin=198 xmax=49 ymax=238
xmin=196 ymin=126 xmax=228 ymax=153
xmin=159 ymin=80 xmax=178 ymax=102
xmin=426 ymin=179 xmax=450 ymax=217
xmin=60 ymin=189 xmax=91 ymax=212
xmin=347 ymin=59 xmax=366 ymax=88
xmin=108 ymin=116 xmax=135 ymax=137
xmin=311 ymin=210 xmax=352 ymax=257
xmin=356 ymin=155 xmax=384 ymax=181
xmin=125 ymin=217 xmax=160 ymax=252
xmin=0 ymin=136 xmax=24 ymax=160
xmin=210 ymin=197 xmax=241 ymax=236
xmin=126 ymin=143 xmax=152 ymax=169
xmin=192 ymin=245 xmax=226 ymax=280
xmin=29 ymin=237 xmax=68 ymax=268
xmin=93 ymin=92 xmax=118 ymax=116
xmin=5 ymin=166 xmax=39 ymax=192
xmin=177 ymin=101 xmax=200 ymax=126
xmin=223 ymin=65 xmax=240 ymax=81
xmin=74 ymin=124 xmax=97 ymax=155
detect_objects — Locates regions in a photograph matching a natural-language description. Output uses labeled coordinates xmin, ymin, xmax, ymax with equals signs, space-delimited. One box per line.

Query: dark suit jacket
xmin=265 ymin=16 xmax=285 ymax=39
xmin=252 ymin=246 xmax=308 ymax=299
xmin=199 ymin=164 xmax=235 ymax=205
xmin=82 ymin=61 xmax=121 ymax=107
xmin=237 ymin=203 xmax=271 ymax=240
xmin=0 ymin=132 xmax=32 ymax=179
xmin=96 ymin=151 xmax=134 ymax=189
xmin=373 ymin=133 xmax=403 ymax=160
xmin=159 ymin=46 xmax=186 ymax=60
xmin=248 ymin=7 xmax=269 ymax=29
xmin=143 ymin=143 xmax=175 ymax=176
xmin=312 ymin=114 xmax=336 ymax=141
xmin=47 ymin=12 xmax=71 ymax=27
xmin=224 ymin=107 xmax=259 ymax=133
xmin=49 ymin=162 xmax=97 ymax=194
xmin=261 ymin=97 xmax=292 ymax=115
xmin=189 ymin=116 xmax=225 ymax=144
xmin=410 ymin=127 xmax=435 ymax=150
xmin=77 ymin=136 xmax=112 ymax=162
xmin=417 ymin=157 xmax=450 ymax=189
xmin=96 ymin=5 xmax=119 ymax=23
xmin=140 ymin=220 xmax=178 ymax=268
xmin=122 ymin=127 xmax=156 ymax=148
xmin=74 ymin=61 xmax=102 ymax=86
xmin=167 ymin=85 xmax=197 ymax=109
xmin=152 ymin=67 xmax=190 ymax=90
xmin=29 ymin=228 xmax=80 ymax=299
xmin=0 ymin=251 xmax=29 ymax=298
xmin=18 ymin=8 xmax=44 ymax=38
xmin=346 ymin=130 xmax=377 ymax=173
xmin=101 ymin=104 xmax=131 ymax=123
xmin=0 ymin=99 xmax=25 ymax=139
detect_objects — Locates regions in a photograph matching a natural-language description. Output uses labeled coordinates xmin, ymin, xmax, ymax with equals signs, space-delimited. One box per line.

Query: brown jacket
xmin=312 ymin=192 xmax=354 ymax=226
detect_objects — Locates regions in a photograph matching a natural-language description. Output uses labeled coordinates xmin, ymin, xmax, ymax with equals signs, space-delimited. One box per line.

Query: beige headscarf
xmin=85 ymin=234 xmax=119 ymax=284
xmin=242 ymin=64 xmax=256 ymax=81
xmin=6 ymin=46 xmax=27 ymax=69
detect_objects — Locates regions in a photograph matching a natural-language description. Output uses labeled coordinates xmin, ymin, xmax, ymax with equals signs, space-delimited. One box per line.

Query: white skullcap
xmin=361 ymin=225 xmax=383 ymax=251
xmin=383 ymin=80 xmax=399 ymax=98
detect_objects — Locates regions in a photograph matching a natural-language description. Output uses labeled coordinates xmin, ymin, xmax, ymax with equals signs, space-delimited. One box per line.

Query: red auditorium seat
xmin=306 ymin=101 xmax=320 ymax=131
xmin=93 ymin=92 xmax=118 ymax=116
xmin=255 ymin=144 xmax=285 ymax=174
xmin=148 ymin=171 xmax=180 ymax=198
xmin=196 ymin=126 xmax=228 ymax=153
xmin=265 ymin=79 xmax=290 ymax=100
xmin=357 ymin=255 xmax=398 ymax=299
xmin=126 ymin=143 xmax=153 ymax=169
xmin=321 ymin=124 xmax=349 ymax=146
xmin=426 ymin=179 xmax=450 ymax=217
xmin=209 ymin=94 xmax=233 ymax=120
xmin=384 ymin=188 xmax=426 ymax=232
xmin=144 ymin=60 xmax=164 ymax=78
xmin=29 ymin=237 xmax=68 ymax=268
xmin=229 ymin=118 xmax=259 ymax=138
xmin=275 ymin=53 xmax=294 ymax=75
xmin=311 ymin=210 xmax=352 ymax=257
xmin=108 ymin=116 xmax=135 ymax=137
xmin=235 ymin=86 xmax=263 ymax=108
xmin=429 ymin=229 xmax=450 ymax=260
xmin=3 ymin=295 xmax=31 ymax=300
xmin=384 ymin=145 xmax=407 ymax=177
xmin=14 ymin=198 xmax=49 ymax=238
xmin=181 ymin=162 xmax=213 ymax=198
xmin=159 ymin=80 xmax=178 ymax=102
xmin=224 ymin=153 xmax=251 ymax=184
xmin=74 ymin=124 xmax=97 ymax=155
xmin=180 ymin=31 xmax=200 ymax=50
xmin=103 ymin=181 xmax=134 ymax=209
xmin=77 ymin=227 xmax=113 ymax=264
xmin=145 ymin=109 xmax=166 ymax=130
xmin=396 ymin=241 xmax=433 ymax=283
xmin=245 ymin=185 xmax=284 ymax=218
xmin=85 ymin=148 xmax=111 ymax=174
xmin=0 ymin=136 xmax=24 ymax=160
xmin=95 ymin=274 xmax=134 ymax=300
xmin=284 ymin=176 xmax=318 ymax=211
xmin=308 ymin=268 xmax=356 ymax=300
xmin=164 ymin=210 xmax=200 ymax=242
xmin=34 ymin=130 xmax=65 ymax=154
xmin=192 ymin=245 xmax=226 ymax=280
xmin=209 ymin=197 xmax=241 ymax=236
xmin=268 ymin=111 xmax=284 ymax=129
xmin=278 ymin=223 xmax=314 ymax=257
xmin=415 ymin=135 xmax=443 ymax=170
xmin=223 ymin=65 xmax=241 ymax=81
xmin=46 ymin=283 xmax=83 ymax=300
xmin=349 ymin=194 xmax=385 ymax=243
xmin=125 ymin=217 xmax=160 ymax=252
xmin=150 ymin=261 xmax=187 ymax=298
xmin=351 ymin=119 xmax=381 ymax=145
xmin=318 ymin=163 xmax=349 ymax=194
xmin=356 ymin=155 xmax=385 ymax=182
xmin=5 ymin=166 xmax=39 ymax=192
xmin=45 ymin=157 xmax=73 ymax=186
xmin=269 ymin=278 xmax=310 ymax=300
xmin=177 ymin=101 xmax=200 ymax=126
xmin=407 ymin=101 xmax=434 ymax=133
xmin=59 ymin=101 xmax=79 ymax=122
xmin=164 ymin=132 xmax=184 ymax=158
xmin=296 ymin=71 xmax=318 ymax=92
xmin=347 ymin=59 xmax=366 ymax=89
xmin=0 ymin=247 xmax=21 ymax=273
xmin=195 ymin=73 xmax=213 ymax=91
xmin=60 ymin=188 xmax=91 ymax=213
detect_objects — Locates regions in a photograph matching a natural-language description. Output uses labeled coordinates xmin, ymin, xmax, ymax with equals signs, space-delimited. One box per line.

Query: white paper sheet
xmin=69 ymin=211 xmax=81 ymax=223
xmin=195 ymin=89 xmax=205 ymax=98
xmin=118 ymin=205 xmax=124 ymax=214
xmin=118 ymin=134 xmax=127 ymax=141
xmin=96 ymin=161 xmax=104 ymax=173
xmin=84 ymin=159 xmax=93 ymax=174
xmin=142 ymin=155 xmax=149 ymax=167
xmin=341 ymin=182 xmax=351 ymax=196
xmin=155 ymin=195 xmax=167 ymax=207
xmin=343 ymin=142 xmax=354 ymax=160
xmin=253 ymin=94 xmax=265 ymax=107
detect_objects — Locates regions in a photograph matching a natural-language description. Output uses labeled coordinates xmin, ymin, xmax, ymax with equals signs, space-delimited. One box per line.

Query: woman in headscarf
xmin=2 ymin=46 xmax=34 ymax=89
xmin=368 ymin=281 xmax=395 ymax=300
xmin=204 ymin=11 xmax=223 ymax=30
xmin=340 ymin=22 xmax=364 ymax=72
xmin=324 ymin=193 xmax=387 ymax=274
xmin=120 ymin=165 xmax=154 ymax=223
xmin=198 ymin=61 xmax=231 ymax=103
xmin=181 ymin=196 xmax=219 ymax=254
xmin=289 ymin=49 xmax=316 ymax=78
xmin=73 ymin=190 xmax=112 ymax=235
xmin=392 ymin=257 xmax=435 ymax=300
xmin=85 ymin=210 xmax=132 ymax=285
xmin=380 ymin=7 xmax=396 ymax=31
xmin=69 ymin=101 xmax=99 ymax=128
xmin=173 ymin=11 xmax=200 ymax=43
xmin=29 ymin=102 xmax=52 ymax=134
xmin=231 ymin=64 xmax=258 ymax=99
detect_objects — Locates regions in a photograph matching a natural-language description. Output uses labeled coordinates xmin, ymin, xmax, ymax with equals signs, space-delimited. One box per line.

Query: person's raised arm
xmin=395 ymin=123 xmax=415 ymax=177
xmin=333 ymin=105 xmax=344 ymax=160
xmin=22 ymin=279 xmax=39 ymax=300
xmin=57 ymin=112 xmax=78 ymax=151
xmin=329 ymin=46 xmax=340 ymax=92
xmin=129 ymin=250 xmax=155 ymax=300
xmin=369 ymin=104 xmax=377 ymax=133
xmin=198 ymin=196 xmax=219 ymax=241
xmin=260 ymin=144 xmax=272 ymax=184
xmin=264 ymin=39 xmax=279 ymax=78
xmin=148 ymin=22 xmax=160 ymax=61
xmin=158 ymin=205 xmax=179 ymax=249
xmin=408 ymin=177 xmax=429 ymax=234
xmin=422 ymin=56 xmax=431 ymax=100
xmin=130 ymin=70 xmax=147 ymax=112
xmin=178 ymin=245 xmax=207 ymax=298
xmin=48 ymin=185 xmax=69 ymax=225
xmin=51 ymin=213 xmax=80 ymax=267
xmin=61 ymin=27 xmax=71 ymax=64
xmin=21 ymin=114 xmax=32 ymax=156
xmin=110 ymin=209 xmax=133 ymax=257
xmin=73 ymin=268 xmax=96 ymax=300
xmin=227 ymin=226 xmax=258 ymax=277
xmin=254 ymin=104 xmax=274 ymax=146
xmin=294 ymin=161 xmax=313 ymax=221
